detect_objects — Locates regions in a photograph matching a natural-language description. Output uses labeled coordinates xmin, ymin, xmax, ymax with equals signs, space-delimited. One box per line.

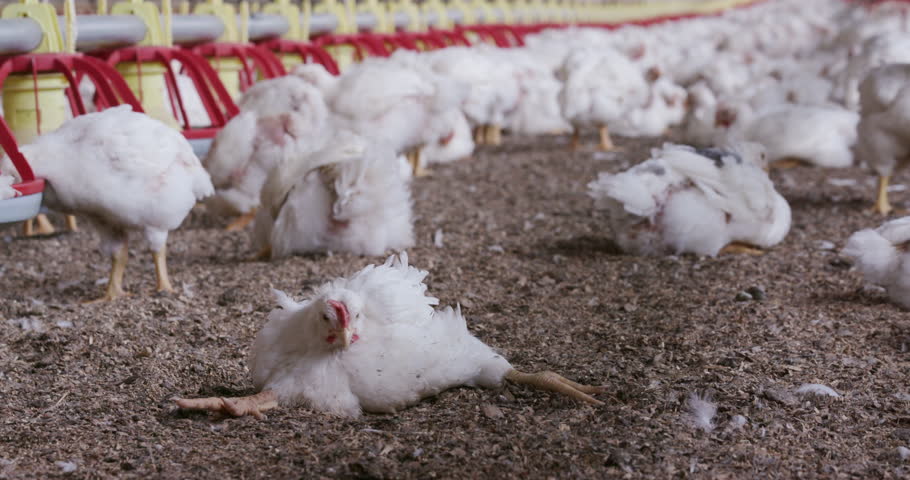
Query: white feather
xmin=685 ymin=392 xmax=717 ymax=433
xmin=795 ymin=384 xmax=841 ymax=398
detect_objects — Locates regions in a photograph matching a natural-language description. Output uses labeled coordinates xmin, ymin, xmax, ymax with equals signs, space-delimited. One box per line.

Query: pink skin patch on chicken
xmin=439 ymin=130 xmax=456 ymax=146
xmin=258 ymin=114 xmax=297 ymax=146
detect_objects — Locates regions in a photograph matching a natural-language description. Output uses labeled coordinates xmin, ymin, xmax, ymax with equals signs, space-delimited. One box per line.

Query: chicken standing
xmin=0 ymin=105 xmax=214 ymax=301
xmin=842 ymin=216 xmax=910 ymax=309
xmin=588 ymin=142 xmax=791 ymax=257
xmin=855 ymin=64 xmax=910 ymax=215
xmin=558 ymin=47 xmax=649 ymax=151
xmin=176 ymin=252 xmax=605 ymax=418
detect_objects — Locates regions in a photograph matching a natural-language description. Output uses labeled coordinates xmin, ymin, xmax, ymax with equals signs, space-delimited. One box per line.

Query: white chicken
xmin=842 ymin=216 xmax=910 ymax=310
xmin=176 ymin=252 xmax=604 ymax=418
xmin=727 ymin=105 xmax=859 ymax=169
xmin=418 ymin=109 xmax=475 ymax=167
xmin=327 ymin=57 xmax=468 ymax=173
xmin=251 ymin=130 xmax=414 ymax=259
xmin=203 ymin=76 xmax=330 ymax=230
xmin=588 ymin=142 xmax=791 ymax=257
xmin=0 ymin=173 xmax=18 ymax=200
xmin=0 ymin=105 xmax=214 ymax=301
xmin=854 ymin=64 xmax=910 ymax=215
xmin=291 ymin=62 xmax=339 ymax=97
xmin=558 ymin=47 xmax=649 ymax=151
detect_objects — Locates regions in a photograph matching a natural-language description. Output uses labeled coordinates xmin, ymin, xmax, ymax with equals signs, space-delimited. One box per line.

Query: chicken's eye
xmin=322 ymin=314 xmax=331 ymax=322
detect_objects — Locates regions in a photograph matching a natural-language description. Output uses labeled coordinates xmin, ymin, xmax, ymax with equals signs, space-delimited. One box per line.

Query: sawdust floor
xmin=2 ymin=132 xmax=910 ymax=479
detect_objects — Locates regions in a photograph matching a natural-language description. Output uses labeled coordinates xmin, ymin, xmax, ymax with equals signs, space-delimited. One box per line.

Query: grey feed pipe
xmin=247 ymin=13 xmax=290 ymax=40
xmin=0 ymin=18 xmax=44 ymax=55
xmin=0 ymin=8 xmax=540 ymax=56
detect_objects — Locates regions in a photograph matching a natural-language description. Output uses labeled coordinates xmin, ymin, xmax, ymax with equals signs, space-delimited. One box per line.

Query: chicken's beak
xmin=340 ymin=327 xmax=355 ymax=348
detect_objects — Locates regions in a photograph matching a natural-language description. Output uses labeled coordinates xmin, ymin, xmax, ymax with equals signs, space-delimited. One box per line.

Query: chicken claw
xmin=719 ymin=242 xmax=765 ymax=256
xmin=175 ymin=390 xmax=278 ymax=420
xmin=225 ymin=209 xmax=257 ymax=232
xmin=505 ymin=369 xmax=605 ymax=405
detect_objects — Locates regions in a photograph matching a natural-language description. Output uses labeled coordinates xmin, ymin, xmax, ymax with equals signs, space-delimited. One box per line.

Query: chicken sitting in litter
xmin=588 ymin=142 xmax=791 ymax=257
xmin=0 ymin=105 xmax=214 ymax=302
xmin=203 ymin=77 xmax=330 ymax=231
xmin=176 ymin=252 xmax=605 ymax=418
xmin=251 ymin=131 xmax=413 ymax=259
xmin=842 ymin=216 xmax=910 ymax=310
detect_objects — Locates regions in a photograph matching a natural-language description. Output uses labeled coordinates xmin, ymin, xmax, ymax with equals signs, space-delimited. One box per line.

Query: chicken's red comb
xmin=327 ymin=300 xmax=349 ymax=328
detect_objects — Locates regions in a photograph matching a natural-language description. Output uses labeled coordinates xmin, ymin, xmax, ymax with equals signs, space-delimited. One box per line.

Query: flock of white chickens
xmin=3 ymin=0 xmax=910 ymax=419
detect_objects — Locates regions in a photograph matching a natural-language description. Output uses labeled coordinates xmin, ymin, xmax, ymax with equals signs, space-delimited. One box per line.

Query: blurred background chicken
xmin=251 ymin=130 xmax=413 ymax=259
xmin=558 ymin=47 xmax=649 ymax=151
xmin=203 ymin=76 xmax=331 ymax=231
xmin=843 ymin=216 xmax=910 ymax=309
xmin=176 ymin=253 xmax=604 ymax=418
xmin=327 ymin=56 xmax=468 ymax=176
xmin=0 ymin=105 xmax=213 ymax=302
xmin=854 ymin=64 xmax=910 ymax=215
xmin=588 ymin=143 xmax=790 ymax=257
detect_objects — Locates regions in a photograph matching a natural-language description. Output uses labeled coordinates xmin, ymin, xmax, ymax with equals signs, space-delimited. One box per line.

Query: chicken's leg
xmin=407 ymin=148 xmax=431 ymax=178
xmin=719 ymin=242 xmax=765 ymax=256
xmin=570 ymin=129 xmax=581 ymax=152
xmin=175 ymin=390 xmax=278 ymax=420
xmin=474 ymin=126 xmax=486 ymax=145
xmin=874 ymin=175 xmax=892 ymax=216
xmin=250 ymin=243 xmax=272 ymax=262
xmin=485 ymin=124 xmax=502 ymax=146
xmin=225 ymin=208 xmax=257 ymax=232
xmin=598 ymin=126 xmax=615 ymax=151
xmin=770 ymin=158 xmax=806 ymax=170
xmin=505 ymin=369 xmax=605 ymax=405
xmin=85 ymin=243 xmax=129 ymax=303
xmin=23 ymin=214 xmax=56 ymax=236
xmin=154 ymin=246 xmax=175 ymax=293
xmin=65 ymin=215 xmax=79 ymax=232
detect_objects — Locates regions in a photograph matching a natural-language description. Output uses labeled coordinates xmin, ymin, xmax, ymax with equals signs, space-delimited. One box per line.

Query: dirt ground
xmin=2 ymin=132 xmax=909 ymax=479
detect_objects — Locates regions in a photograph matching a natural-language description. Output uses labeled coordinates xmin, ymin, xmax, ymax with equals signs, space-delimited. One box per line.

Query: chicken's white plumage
xmin=251 ymin=252 xmax=512 ymax=417
xmin=253 ymin=131 xmax=414 ymax=258
xmin=204 ymin=78 xmax=330 ymax=216
xmin=729 ymin=105 xmax=859 ymax=168
xmin=843 ymin=217 xmax=910 ymax=309
xmin=0 ymin=173 xmax=19 ymax=200
xmin=0 ymin=105 xmax=212 ymax=299
xmin=588 ymin=143 xmax=790 ymax=256
xmin=1 ymin=105 xmax=212 ymax=252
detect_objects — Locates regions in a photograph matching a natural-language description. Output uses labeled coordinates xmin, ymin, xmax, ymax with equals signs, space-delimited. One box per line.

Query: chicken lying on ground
xmin=854 ymin=64 xmax=910 ymax=215
xmin=842 ymin=216 xmax=910 ymax=309
xmin=251 ymin=130 xmax=413 ymax=259
xmin=176 ymin=252 xmax=605 ymax=418
xmin=203 ymin=77 xmax=330 ymax=231
xmin=727 ymin=105 xmax=859 ymax=169
xmin=0 ymin=105 xmax=214 ymax=302
xmin=588 ymin=142 xmax=791 ymax=257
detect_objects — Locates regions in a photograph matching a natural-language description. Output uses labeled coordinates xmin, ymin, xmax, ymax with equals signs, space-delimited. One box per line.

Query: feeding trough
xmin=0 ymin=115 xmax=43 ymax=230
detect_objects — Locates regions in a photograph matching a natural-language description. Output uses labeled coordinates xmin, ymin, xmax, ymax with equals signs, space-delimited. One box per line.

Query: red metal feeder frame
xmin=94 ymin=46 xmax=240 ymax=141
xmin=191 ymin=42 xmax=287 ymax=92
xmin=256 ymin=38 xmax=341 ymax=75
xmin=0 ymin=51 xmax=146 ymax=224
